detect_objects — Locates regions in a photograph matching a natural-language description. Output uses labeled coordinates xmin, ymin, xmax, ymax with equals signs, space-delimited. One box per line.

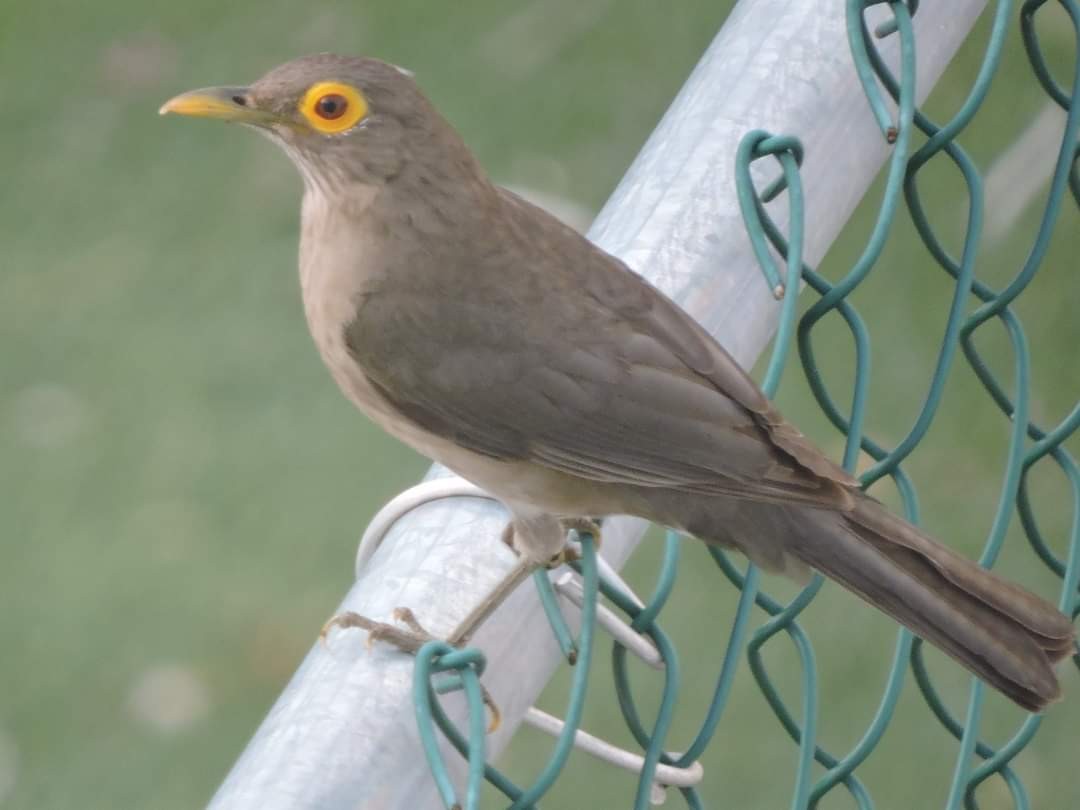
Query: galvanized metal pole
xmin=209 ymin=2 xmax=987 ymax=807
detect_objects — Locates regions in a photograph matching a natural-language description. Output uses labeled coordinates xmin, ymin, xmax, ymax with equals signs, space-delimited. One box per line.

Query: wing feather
xmin=345 ymin=187 xmax=856 ymax=510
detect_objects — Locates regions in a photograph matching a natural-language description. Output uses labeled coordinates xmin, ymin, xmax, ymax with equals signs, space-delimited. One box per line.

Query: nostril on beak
xmin=232 ymin=95 xmax=248 ymax=106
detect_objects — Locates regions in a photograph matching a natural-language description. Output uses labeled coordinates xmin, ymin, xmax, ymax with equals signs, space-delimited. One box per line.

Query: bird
xmin=160 ymin=53 xmax=1075 ymax=712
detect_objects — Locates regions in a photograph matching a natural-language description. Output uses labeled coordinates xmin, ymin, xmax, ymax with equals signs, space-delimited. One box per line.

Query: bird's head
xmin=161 ymin=53 xmax=453 ymax=193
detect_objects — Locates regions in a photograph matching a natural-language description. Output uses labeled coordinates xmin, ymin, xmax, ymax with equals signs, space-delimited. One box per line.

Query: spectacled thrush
xmin=161 ymin=53 xmax=1074 ymax=712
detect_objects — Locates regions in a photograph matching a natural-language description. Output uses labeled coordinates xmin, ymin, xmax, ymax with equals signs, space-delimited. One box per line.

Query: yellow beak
xmin=159 ymin=86 xmax=274 ymax=124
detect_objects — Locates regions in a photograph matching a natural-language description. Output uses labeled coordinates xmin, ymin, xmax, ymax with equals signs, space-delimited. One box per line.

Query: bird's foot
xmin=321 ymin=608 xmax=502 ymax=731
xmin=547 ymin=518 xmax=603 ymax=567
xmin=560 ymin=516 xmax=602 ymax=550
xmin=320 ymin=606 xmax=435 ymax=654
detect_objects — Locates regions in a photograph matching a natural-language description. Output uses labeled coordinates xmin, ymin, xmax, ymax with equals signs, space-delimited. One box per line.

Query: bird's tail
xmin=784 ymin=495 xmax=1075 ymax=712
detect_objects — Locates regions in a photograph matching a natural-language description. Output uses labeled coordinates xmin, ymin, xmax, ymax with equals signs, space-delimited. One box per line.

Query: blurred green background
xmin=2 ymin=1 xmax=1077 ymax=808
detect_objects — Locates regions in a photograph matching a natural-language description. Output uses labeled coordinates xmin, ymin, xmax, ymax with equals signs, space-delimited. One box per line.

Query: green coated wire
xmin=509 ymin=531 xmax=601 ymax=810
xmin=846 ymin=10 xmax=1077 ymax=804
xmin=802 ymin=0 xmax=917 ymax=475
xmin=1020 ymin=407 xmax=1080 ymax=575
xmin=738 ymin=2 xmax=1074 ymax=807
xmin=413 ymin=643 xmax=489 ymax=808
xmin=952 ymin=4 xmax=1080 ymax=804
xmin=745 ymin=578 xmax=824 ymax=810
xmin=710 ymin=551 xmax=874 ymax=807
xmin=807 ymin=632 xmax=913 ymax=807
xmin=671 ymin=562 xmax=761 ymax=768
xmin=533 ymin=568 xmax=578 ymax=662
xmin=1022 ymin=0 xmax=1076 ymax=107
xmin=606 ymin=532 xmax=684 ymax=809
xmin=948 ymin=308 xmax=1031 ymax=802
xmin=860 ymin=0 xmax=1006 ymax=482
xmin=414 ymin=533 xmax=601 ymax=810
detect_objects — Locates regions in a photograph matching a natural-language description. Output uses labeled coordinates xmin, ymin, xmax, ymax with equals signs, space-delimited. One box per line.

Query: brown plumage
xmin=161 ymin=53 xmax=1075 ymax=712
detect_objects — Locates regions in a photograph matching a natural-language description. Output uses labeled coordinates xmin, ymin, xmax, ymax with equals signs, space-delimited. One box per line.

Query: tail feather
xmin=786 ymin=496 xmax=1075 ymax=712
xmin=848 ymin=499 xmax=1075 ymax=660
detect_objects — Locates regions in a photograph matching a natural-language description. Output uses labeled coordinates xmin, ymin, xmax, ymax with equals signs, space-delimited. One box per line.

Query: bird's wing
xmin=345 ymin=190 xmax=857 ymax=509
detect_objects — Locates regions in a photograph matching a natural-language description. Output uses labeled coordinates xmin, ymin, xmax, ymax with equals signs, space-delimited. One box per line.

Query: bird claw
xmin=319 ymin=607 xmax=502 ymax=732
xmin=552 ymin=517 xmax=602 ymax=567
xmin=480 ymin=688 xmax=503 ymax=733
xmin=320 ymin=607 xmax=435 ymax=654
xmin=560 ymin=516 xmax=602 ymax=545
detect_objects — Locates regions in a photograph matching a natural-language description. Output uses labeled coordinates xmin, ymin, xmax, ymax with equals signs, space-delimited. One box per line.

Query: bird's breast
xmin=298 ymin=189 xmax=390 ymax=416
xmin=296 ymin=188 xmax=460 ymax=461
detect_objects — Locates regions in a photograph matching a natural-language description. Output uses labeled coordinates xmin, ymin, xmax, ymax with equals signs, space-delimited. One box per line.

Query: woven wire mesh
xmin=413 ymin=2 xmax=1080 ymax=807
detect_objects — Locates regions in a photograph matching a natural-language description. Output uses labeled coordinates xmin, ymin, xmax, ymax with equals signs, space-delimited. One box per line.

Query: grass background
xmin=1 ymin=1 xmax=1077 ymax=808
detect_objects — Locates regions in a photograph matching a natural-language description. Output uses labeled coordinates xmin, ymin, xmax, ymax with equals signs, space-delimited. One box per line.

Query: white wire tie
xmin=522 ymin=707 xmax=703 ymax=805
xmin=553 ymin=571 xmax=663 ymax=670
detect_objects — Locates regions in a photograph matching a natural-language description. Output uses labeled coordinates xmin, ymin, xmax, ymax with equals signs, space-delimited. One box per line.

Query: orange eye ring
xmin=299 ymin=82 xmax=368 ymax=134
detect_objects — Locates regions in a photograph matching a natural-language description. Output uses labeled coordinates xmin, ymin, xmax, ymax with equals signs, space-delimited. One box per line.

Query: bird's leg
xmin=320 ymin=517 xmax=602 ymax=732
xmin=445 ymin=554 xmax=539 ymax=645
xmin=323 ymin=516 xmax=601 ymax=650
xmin=320 ymin=552 xmax=540 ymax=653
xmin=428 ymin=516 xmax=601 ymax=646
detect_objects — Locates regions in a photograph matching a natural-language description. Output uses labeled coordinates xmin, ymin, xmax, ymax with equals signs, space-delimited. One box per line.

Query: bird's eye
xmin=315 ymin=94 xmax=348 ymax=120
xmin=299 ymin=81 xmax=368 ymax=134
